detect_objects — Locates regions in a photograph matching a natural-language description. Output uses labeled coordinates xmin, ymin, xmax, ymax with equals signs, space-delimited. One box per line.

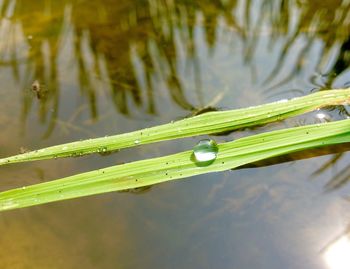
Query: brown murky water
xmin=1 ymin=0 xmax=350 ymax=268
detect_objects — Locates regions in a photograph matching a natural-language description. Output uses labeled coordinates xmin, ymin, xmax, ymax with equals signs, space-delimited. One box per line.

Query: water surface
xmin=1 ymin=0 xmax=350 ymax=268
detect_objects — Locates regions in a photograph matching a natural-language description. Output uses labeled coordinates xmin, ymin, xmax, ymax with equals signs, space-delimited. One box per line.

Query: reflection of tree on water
xmin=0 ymin=0 xmax=245 ymax=137
xmin=1 ymin=0 xmax=350 ymax=130
xmin=256 ymin=0 xmax=350 ymax=90
xmin=0 ymin=0 xmax=66 ymax=136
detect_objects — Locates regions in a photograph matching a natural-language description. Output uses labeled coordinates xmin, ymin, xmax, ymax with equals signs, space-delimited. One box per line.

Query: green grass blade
xmin=1 ymin=119 xmax=350 ymax=211
xmin=1 ymin=89 xmax=350 ymax=166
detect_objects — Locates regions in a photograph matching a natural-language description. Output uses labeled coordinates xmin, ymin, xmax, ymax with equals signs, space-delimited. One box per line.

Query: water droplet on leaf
xmin=193 ymin=139 xmax=218 ymax=166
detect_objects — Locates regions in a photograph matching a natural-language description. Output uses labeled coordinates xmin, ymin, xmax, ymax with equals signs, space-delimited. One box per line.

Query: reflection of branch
xmin=263 ymin=30 xmax=300 ymax=85
xmin=311 ymin=153 xmax=343 ymax=177
xmin=243 ymin=0 xmax=267 ymax=64
xmin=264 ymin=39 xmax=314 ymax=91
xmin=74 ymin=30 xmax=98 ymax=119
xmin=42 ymin=42 xmax=60 ymax=138
xmin=324 ymin=164 xmax=350 ymax=192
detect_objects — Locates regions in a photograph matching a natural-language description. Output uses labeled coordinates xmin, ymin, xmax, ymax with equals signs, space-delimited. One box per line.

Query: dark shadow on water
xmin=237 ymin=143 xmax=350 ymax=192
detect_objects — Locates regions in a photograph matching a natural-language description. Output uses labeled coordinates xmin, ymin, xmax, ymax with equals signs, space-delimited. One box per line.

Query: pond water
xmin=1 ymin=0 xmax=350 ymax=268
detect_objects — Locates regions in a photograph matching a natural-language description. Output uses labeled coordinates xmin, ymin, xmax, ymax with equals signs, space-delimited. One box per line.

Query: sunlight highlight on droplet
xmin=324 ymin=236 xmax=350 ymax=269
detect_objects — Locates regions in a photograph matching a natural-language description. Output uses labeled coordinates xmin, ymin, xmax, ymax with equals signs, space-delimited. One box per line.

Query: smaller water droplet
xmin=134 ymin=139 xmax=140 ymax=145
xmin=193 ymin=139 xmax=218 ymax=166
xmin=98 ymin=146 xmax=107 ymax=153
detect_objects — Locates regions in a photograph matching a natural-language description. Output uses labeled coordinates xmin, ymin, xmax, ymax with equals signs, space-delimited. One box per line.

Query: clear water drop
xmin=134 ymin=139 xmax=140 ymax=145
xmin=193 ymin=139 xmax=218 ymax=165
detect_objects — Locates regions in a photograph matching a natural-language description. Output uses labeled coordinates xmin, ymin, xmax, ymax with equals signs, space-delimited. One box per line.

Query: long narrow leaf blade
xmin=1 ymin=119 xmax=350 ymax=211
xmin=0 ymin=89 xmax=350 ymax=165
